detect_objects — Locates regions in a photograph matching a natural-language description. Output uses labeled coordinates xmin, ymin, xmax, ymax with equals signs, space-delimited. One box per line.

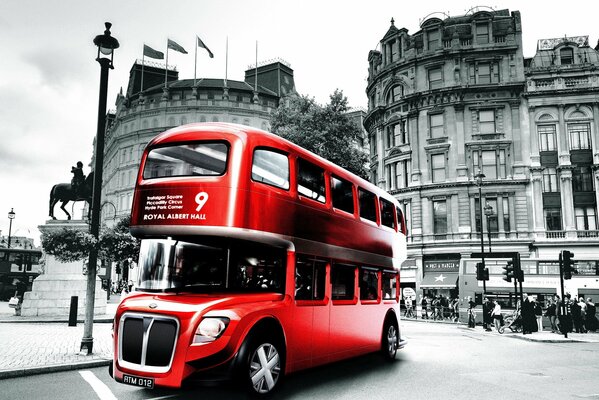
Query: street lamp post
xmin=81 ymin=22 xmax=119 ymax=355
xmin=484 ymin=202 xmax=494 ymax=253
xmin=475 ymin=170 xmax=487 ymax=329
xmin=7 ymin=208 xmax=15 ymax=249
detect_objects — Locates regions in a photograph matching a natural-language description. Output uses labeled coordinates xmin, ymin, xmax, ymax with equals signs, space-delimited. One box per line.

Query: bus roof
xmin=146 ymin=123 xmax=395 ymax=204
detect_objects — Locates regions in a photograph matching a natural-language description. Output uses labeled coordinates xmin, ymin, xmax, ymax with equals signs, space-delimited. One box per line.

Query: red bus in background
xmin=111 ymin=123 xmax=408 ymax=395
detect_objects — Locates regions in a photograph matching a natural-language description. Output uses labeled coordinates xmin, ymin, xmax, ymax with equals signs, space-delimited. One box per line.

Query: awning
xmin=420 ymin=272 xmax=459 ymax=288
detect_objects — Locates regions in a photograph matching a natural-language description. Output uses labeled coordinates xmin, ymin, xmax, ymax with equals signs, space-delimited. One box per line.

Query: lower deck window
xmin=331 ymin=263 xmax=355 ymax=300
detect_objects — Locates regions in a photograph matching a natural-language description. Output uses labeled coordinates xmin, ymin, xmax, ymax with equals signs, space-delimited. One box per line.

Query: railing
xmin=494 ymin=36 xmax=506 ymax=43
xmin=460 ymin=39 xmax=472 ymax=46
xmin=546 ymin=230 xmax=566 ymax=239
xmin=578 ymin=230 xmax=599 ymax=239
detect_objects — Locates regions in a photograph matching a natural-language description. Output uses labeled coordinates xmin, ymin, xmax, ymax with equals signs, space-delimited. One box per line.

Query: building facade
xmin=364 ymin=8 xmax=599 ymax=310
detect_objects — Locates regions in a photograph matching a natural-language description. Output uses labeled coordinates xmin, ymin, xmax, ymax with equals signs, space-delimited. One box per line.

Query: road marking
xmin=79 ymin=370 xmax=118 ymax=400
xmin=145 ymin=395 xmax=179 ymax=400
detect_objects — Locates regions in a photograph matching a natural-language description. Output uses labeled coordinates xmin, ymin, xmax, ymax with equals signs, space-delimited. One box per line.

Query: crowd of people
xmin=402 ymin=293 xmax=599 ymax=335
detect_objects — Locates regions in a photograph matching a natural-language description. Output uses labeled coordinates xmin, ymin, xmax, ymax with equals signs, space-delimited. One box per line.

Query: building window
xmin=473 ymin=149 xmax=506 ymax=179
xmin=469 ymin=62 xmax=499 ymax=84
xmin=476 ymin=23 xmax=489 ymax=44
xmin=433 ymin=200 xmax=447 ymax=239
xmin=486 ymin=198 xmax=499 ymax=235
xmin=428 ymin=67 xmax=443 ymax=90
xmin=387 ymin=85 xmax=403 ymax=104
xmin=544 ymin=208 xmax=562 ymax=231
xmin=538 ymin=125 xmax=557 ymax=152
xmin=370 ymin=133 xmax=377 ymax=157
xmin=573 ymin=166 xmax=593 ymax=192
xmin=429 ymin=113 xmax=444 ymax=138
xmin=431 ymin=153 xmax=446 ymax=182
xmin=575 ymin=207 xmax=597 ymax=231
xmin=386 ymin=124 xmax=397 ymax=148
xmin=560 ymin=47 xmax=574 ymax=65
xmin=568 ymin=123 xmax=591 ymax=150
xmin=428 ymin=29 xmax=440 ymax=50
xmin=503 ymin=198 xmax=511 ymax=232
xmin=399 ymin=119 xmax=409 ymax=144
xmin=542 ymin=167 xmax=559 ymax=192
xmin=395 ymin=159 xmax=411 ymax=189
xmin=478 ymin=110 xmax=496 ymax=133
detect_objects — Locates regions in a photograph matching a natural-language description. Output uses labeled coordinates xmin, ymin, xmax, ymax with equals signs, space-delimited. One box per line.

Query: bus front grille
xmin=119 ymin=313 xmax=179 ymax=372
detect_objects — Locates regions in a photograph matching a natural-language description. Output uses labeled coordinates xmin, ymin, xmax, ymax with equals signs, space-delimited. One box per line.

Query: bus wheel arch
xmin=234 ymin=317 xmax=286 ymax=395
xmin=381 ymin=310 xmax=399 ymax=361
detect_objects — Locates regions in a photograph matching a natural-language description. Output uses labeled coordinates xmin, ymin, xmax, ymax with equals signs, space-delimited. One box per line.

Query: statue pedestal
xmin=21 ymin=220 xmax=106 ymax=317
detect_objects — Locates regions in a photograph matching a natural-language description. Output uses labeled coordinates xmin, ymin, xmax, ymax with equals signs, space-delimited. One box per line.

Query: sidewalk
xmin=403 ymin=315 xmax=599 ymax=343
xmin=0 ymin=297 xmax=118 ymax=379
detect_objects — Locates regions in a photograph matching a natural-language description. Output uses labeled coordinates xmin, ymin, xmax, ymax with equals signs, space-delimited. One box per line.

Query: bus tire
xmin=237 ymin=333 xmax=284 ymax=396
xmin=381 ymin=318 xmax=399 ymax=360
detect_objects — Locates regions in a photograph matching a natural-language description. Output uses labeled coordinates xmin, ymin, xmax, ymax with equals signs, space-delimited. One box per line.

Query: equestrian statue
xmin=49 ymin=161 xmax=94 ymax=220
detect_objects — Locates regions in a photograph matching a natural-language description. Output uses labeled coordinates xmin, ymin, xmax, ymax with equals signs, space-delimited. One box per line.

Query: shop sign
xmin=482 ymin=276 xmax=560 ymax=289
xmin=424 ymin=260 xmax=459 ymax=272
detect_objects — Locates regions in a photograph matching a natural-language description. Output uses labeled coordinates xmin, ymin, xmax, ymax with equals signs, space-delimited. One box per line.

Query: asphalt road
xmin=1 ymin=320 xmax=597 ymax=400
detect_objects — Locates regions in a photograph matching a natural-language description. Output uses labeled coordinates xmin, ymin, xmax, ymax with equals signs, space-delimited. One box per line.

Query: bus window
xmin=380 ymin=198 xmax=396 ymax=229
xmin=297 ymin=158 xmax=326 ymax=203
xmin=331 ymin=263 xmax=355 ymax=301
xmin=358 ymin=188 xmax=377 ymax=223
xmin=359 ymin=268 xmax=379 ymax=301
xmin=331 ymin=175 xmax=354 ymax=214
xmin=251 ymin=148 xmax=290 ymax=190
xmin=295 ymin=255 xmax=326 ymax=301
xmin=396 ymin=206 xmax=408 ymax=236
xmin=143 ymin=142 xmax=228 ymax=179
xmin=382 ymin=271 xmax=397 ymax=300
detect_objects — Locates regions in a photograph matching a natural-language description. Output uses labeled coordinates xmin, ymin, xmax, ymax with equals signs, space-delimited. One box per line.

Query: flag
xmin=197 ymin=35 xmax=214 ymax=58
xmin=143 ymin=44 xmax=164 ymax=59
xmin=167 ymin=39 xmax=188 ymax=54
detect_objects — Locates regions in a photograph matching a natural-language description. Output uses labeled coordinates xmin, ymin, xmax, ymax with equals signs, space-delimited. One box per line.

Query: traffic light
xmin=563 ymin=250 xmax=575 ymax=280
xmin=476 ymin=262 xmax=489 ymax=281
xmin=503 ymin=261 xmax=514 ymax=282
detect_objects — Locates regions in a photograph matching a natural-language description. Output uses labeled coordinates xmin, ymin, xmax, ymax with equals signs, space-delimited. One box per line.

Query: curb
xmin=0 ymin=359 xmax=111 ymax=380
xmin=0 ymin=317 xmax=114 ymax=324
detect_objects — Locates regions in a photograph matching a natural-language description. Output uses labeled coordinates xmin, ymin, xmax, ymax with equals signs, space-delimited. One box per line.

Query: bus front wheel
xmin=382 ymin=320 xmax=399 ymax=360
xmin=242 ymin=337 xmax=283 ymax=395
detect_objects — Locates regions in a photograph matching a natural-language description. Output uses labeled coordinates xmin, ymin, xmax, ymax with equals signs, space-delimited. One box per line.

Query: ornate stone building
xmin=365 ymin=8 xmax=599 ymax=307
xmin=100 ymin=59 xmax=295 ymax=224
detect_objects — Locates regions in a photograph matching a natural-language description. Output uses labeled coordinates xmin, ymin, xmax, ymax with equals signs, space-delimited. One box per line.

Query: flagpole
xmin=141 ymin=48 xmax=145 ymax=93
xmin=165 ymin=39 xmax=169 ymax=90
xmin=225 ymin=36 xmax=228 ymax=87
xmin=194 ymin=36 xmax=197 ymax=87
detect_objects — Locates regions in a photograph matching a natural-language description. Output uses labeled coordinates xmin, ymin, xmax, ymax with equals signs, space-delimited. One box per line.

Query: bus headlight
xmin=194 ymin=317 xmax=230 ymax=343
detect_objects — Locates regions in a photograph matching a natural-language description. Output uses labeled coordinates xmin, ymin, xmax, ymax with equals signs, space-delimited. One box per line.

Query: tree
xmin=41 ymin=216 xmax=140 ymax=264
xmin=270 ymin=90 xmax=369 ymax=179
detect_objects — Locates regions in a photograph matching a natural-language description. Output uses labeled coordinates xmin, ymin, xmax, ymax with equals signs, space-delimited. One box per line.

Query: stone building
xmin=365 ymin=8 xmax=599 ymax=309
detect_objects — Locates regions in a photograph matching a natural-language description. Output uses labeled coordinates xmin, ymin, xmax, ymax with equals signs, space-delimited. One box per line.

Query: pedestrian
xmin=405 ymin=298 xmax=415 ymax=318
xmin=557 ymin=293 xmax=573 ymax=334
xmin=545 ymin=298 xmax=557 ymax=333
xmin=534 ymin=299 xmax=543 ymax=332
xmin=433 ymin=295 xmax=442 ymax=320
xmin=585 ymin=298 xmax=598 ymax=332
xmin=521 ymin=293 xmax=537 ymax=334
xmin=451 ymin=297 xmax=459 ymax=322
xmin=578 ymin=296 xmax=587 ymax=333
xmin=467 ymin=296 xmax=476 ymax=328
xmin=483 ymin=297 xmax=492 ymax=331
xmin=571 ymin=297 xmax=584 ymax=333
xmin=128 ymin=279 xmax=134 ymax=293
xmin=420 ymin=295 xmax=429 ymax=319
xmin=491 ymin=300 xmax=502 ymax=331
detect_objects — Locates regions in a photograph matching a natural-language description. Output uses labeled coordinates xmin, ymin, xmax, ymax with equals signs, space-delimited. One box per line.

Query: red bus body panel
xmin=115 ymin=123 xmax=406 ymax=389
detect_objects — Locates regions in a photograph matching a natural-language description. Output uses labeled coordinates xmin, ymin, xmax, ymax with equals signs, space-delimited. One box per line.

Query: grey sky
xmin=1 ymin=0 xmax=598 ymax=245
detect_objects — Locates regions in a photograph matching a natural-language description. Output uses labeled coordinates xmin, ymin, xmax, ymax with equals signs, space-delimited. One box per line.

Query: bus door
xmin=292 ymin=256 xmax=329 ymax=369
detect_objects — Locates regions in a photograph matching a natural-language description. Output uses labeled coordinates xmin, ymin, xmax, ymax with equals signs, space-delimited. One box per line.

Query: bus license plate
xmin=122 ymin=374 xmax=154 ymax=389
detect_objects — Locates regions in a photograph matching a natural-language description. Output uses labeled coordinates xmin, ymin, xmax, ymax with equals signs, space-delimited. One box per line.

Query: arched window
xmin=152 ymin=118 xmax=158 ymax=128
xmin=168 ymin=117 xmax=175 ymax=126
xmin=200 ymin=116 xmax=207 ymax=122
xmin=212 ymin=116 xmax=219 ymax=122
xmin=560 ymin=47 xmax=574 ymax=65
xmin=142 ymin=120 xmax=149 ymax=129
xmin=180 ymin=116 xmax=187 ymax=125
xmin=386 ymin=85 xmax=403 ymax=104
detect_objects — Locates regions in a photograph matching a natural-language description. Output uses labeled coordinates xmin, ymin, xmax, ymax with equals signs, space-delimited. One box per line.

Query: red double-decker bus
xmin=111 ymin=123 xmax=408 ymax=395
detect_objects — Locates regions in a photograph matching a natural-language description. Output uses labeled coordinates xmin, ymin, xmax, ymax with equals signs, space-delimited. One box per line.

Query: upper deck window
xmin=358 ymin=188 xmax=377 ymax=223
xmin=298 ymin=158 xmax=326 ymax=203
xmin=252 ymin=148 xmax=290 ymax=190
xmin=331 ymin=175 xmax=354 ymax=214
xmin=143 ymin=142 xmax=228 ymax=179
xmin=380 ymin=198 xmax=396 ymax=229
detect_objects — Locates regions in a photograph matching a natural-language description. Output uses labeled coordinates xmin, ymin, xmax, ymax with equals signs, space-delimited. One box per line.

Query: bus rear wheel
xmin=382 ymin=321 xmax=399 ymax=360
xmin=244 ymin=339 xmax=283 ymax=395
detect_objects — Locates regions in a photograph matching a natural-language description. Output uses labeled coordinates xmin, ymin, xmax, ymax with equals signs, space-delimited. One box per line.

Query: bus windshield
xmin=137 ymin=238 xmax=286 ymax=293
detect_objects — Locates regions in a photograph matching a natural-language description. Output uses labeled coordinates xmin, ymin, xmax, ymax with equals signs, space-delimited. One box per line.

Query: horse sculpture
xmin=49 ymin=172 xmax=94 ymax=220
